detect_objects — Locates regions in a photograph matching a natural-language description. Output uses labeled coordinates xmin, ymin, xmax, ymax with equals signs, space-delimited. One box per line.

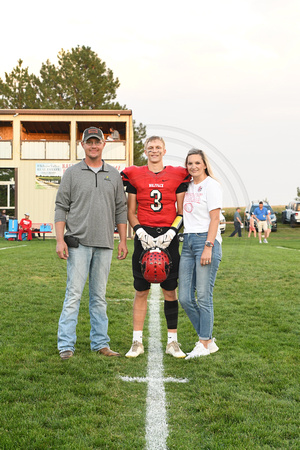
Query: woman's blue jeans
xmin=58 ymin=244 xmax=113 ymax=353
xmin=179 ymin=233 xmax=222 ymax=340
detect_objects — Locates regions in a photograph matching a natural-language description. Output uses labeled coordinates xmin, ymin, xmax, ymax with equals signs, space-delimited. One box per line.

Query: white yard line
xmin=145 ymin=283 xmax=168 ymax=450
xmin=109 ymin=298 xmax=164 ymax=302
xmin=120 ymin=376 xmax=188 ymax=383
xmin=120 ymin=283 xmax=188 ymax=449
xmin=276 ymin=246 xmax=300 ymax=251
xmin=0 ymin=245 xmax=27 ymax=251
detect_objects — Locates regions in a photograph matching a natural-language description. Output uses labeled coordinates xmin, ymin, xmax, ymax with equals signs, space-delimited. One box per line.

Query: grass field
xmin=0 ymin=223 xmax=299 ymax=449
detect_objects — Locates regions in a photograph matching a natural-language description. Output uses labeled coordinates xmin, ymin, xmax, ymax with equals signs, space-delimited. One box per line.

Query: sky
xmin=1 ymin=0 xmax=299 ymax=207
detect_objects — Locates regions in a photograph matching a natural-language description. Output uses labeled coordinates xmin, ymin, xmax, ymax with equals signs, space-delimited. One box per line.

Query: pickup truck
xmin=282 ymin=201 xmax=300 ymax=227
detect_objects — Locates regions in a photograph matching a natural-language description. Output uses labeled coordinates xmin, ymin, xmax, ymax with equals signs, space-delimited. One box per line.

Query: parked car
xmin=282 ymin=201 xmax=300 ymax=227
xmin=178 ymin=210 xmax=226 ymax=241
xmin=244 ymin=202 xmax=277 ymax=232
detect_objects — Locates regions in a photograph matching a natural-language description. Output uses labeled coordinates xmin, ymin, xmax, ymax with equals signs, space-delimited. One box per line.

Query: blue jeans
xmin=58 ymin=244 xmax=113 ymax=353
xmin=179 ymin=233 xmax=222 ymax=340
xmin=229 ymin=222 xmax=241 ymax=237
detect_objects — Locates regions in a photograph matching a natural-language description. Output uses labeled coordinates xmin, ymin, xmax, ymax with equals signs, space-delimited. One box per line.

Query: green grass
xmin=0 ymin=223 xmax=299 ymax=449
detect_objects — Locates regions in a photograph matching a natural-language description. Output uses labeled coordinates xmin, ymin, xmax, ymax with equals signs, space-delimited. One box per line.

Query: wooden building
xmin=0 ymin=109 xmax=133 ymax=237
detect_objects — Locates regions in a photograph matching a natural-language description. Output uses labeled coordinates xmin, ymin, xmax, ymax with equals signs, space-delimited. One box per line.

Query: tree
xmin=0 ymin=59 xmax=39 ymax=109
xmin=296 ymin=187 xmax=300 ymax=200
xmin=133 ymin=121 xmax=147 ymax=166
xmin=37 ymin=47 xmax=121 ymax=110
xmin=0 ymin=47 xmax=145 ymax=163
xmin=0 ymin=168 xmax=15 ymax=181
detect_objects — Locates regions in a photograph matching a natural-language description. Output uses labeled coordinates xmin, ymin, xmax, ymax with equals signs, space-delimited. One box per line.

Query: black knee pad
xmin=164 ymin=300 xmax=178 ymax=330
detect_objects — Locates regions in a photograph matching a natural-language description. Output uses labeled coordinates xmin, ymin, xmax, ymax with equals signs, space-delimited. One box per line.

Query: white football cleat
xmin=166 ymin=341 xmax=186 ymax=358
xmin=125 ymin=341 xmax=144 ymax=358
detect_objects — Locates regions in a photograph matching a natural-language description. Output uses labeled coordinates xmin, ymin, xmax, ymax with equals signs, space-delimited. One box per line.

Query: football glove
xmin=155 ymin=229 xmax=176 ymax=249
xmin=135 ymin=226 xmax=157 ymax=250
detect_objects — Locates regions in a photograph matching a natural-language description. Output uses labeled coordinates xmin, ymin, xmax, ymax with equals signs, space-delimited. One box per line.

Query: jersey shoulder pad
xmin=165 ymin=165 xmax=191 ymax=181
xmin=121 ymin=165 xmax=146 ymax=182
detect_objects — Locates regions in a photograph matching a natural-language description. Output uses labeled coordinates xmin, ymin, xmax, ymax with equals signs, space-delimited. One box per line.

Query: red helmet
xmin=140 ymin=248 xmax=171 ymax=283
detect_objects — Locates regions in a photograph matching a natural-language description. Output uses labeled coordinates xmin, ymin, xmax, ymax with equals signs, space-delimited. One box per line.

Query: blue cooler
xmin=5 ymin=231 xmax=17 ymax=240
xmin=40 ymin=224 xmax=51 ymax=232
xmin=8 ymin=219 xmax=18 ymax=232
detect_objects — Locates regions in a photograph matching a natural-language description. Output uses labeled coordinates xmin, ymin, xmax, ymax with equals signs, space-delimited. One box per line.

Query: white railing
xmin=0 ymin=141 xmax=12 ymax=159
xmin=21 ymin=141 xmax=70 ymax=160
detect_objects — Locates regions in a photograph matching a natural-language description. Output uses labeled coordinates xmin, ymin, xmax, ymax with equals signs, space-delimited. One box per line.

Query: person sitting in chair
xmin=18 ymin=213 xmax=32 ymax=241
xmin=107 ymin=127 xmax=120 ymax=141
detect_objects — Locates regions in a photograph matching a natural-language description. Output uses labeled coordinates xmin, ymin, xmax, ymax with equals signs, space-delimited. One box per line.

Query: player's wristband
xmin=133 ymin=224 xmax=143 ymax=233
xmin=170 ymin=215 xmax=183 ymax=233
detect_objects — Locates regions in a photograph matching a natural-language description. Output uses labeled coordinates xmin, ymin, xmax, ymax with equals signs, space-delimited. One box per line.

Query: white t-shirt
xmin=183 ymin=176 xmax=222 ymax=244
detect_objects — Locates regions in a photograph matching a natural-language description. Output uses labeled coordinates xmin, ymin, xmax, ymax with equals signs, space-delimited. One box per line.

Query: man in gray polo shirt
xmin=55 ymin=127 xmax=128 ymax=360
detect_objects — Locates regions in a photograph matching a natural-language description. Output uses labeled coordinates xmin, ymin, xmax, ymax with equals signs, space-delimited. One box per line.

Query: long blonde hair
xmin=185 ymin=149 xmax=215 ymax=179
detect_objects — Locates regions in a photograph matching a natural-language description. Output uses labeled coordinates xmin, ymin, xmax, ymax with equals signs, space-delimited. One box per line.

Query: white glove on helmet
xmin=155 ymin=229 xmax=176 ymax=249
xmin=135 ymin=227 xmax=157 ymax=250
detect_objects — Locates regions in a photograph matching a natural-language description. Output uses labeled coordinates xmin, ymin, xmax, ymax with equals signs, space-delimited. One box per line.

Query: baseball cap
xmin=82 ymin=127 xmax=104 ymax=142
xmin=25 ymin=213 xmax=30 ymax=216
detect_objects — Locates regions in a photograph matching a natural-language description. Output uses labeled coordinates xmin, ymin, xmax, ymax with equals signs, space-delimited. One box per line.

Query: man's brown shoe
xmin=98 ymin=347 xmax=121 ymax=357
xmin=60 ymin=350 xmax=74 ymax=360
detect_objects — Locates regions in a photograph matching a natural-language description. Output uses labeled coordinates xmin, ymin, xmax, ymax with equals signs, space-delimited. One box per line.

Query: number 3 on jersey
xmin=150 ymin=189 xmax=163 ymax=212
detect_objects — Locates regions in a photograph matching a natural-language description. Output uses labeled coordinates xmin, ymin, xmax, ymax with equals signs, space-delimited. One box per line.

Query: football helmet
xmin=140 ymin=248 xmax=171 ymax=283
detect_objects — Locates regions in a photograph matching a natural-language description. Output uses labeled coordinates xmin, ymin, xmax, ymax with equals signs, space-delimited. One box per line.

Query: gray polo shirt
xmin=55 ymin=160 xmax=127 ymax=249
xmin=233 ymin=210 xmax=242 ymax=224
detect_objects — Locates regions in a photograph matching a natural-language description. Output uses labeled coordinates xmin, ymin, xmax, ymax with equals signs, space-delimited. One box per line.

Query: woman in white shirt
xmin=179 ymin=149 xmax=222 ymax=359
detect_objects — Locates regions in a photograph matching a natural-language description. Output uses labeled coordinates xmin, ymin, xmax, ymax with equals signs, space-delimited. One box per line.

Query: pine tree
xmin=0 ymin=47 xmax=146 ymax=163
xmin=0 ymin=59 xmax=39 ymax=109
xmin=37 ymin=46 xmax=121 ymax=109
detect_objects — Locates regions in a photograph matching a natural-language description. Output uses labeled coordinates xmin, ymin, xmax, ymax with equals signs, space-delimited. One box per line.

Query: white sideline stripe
xmin=120 ymin=376 xmax=188 ymax=383
xmin=0 ymin=245 xmax=27 ymax=251
xmin=276 ymin=246 xmax=300 ymax=251
xmin=108 ymin=298 xmax=133 ymax=302
xmin=109 ymin=298 xmax=164 ymax=302
xmin=145 ymin=283 xmax=168 ymax=450
xmin=120 ymin=284 xmax=188 ymax=449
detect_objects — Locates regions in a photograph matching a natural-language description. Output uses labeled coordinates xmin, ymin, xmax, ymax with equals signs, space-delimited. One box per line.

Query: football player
xmin=121 ymin=136 xmax=190 ymax=358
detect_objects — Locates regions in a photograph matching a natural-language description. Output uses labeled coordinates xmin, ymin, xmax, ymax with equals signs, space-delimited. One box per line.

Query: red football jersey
xmin=122 ymin=165 xmax=190 ymax=227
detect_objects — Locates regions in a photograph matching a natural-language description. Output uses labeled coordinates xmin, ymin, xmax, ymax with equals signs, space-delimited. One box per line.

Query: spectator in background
xmin=265 ymin=210 xmax=272 ymax=240
xmin=108 ymin=127 xmax=120 ymax=140
xmin=253 ymin=201 xmax=269 ymax=244
xmin=229 ymin=207 xmax=243 ymax=238
xmin=18 ymin=213 xmax=32 ymax=241
xmin=248 ymin=212 xmax=257 ymax=238
xmin=0 ymin=209 xmax=7 ymax=237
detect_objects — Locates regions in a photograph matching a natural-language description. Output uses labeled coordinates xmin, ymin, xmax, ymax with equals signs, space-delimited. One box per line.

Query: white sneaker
xmin=185 ymin=342 xmax=210 ymax=360
xmin=166 ymin=341 xmax=186 ymax=358
xmin=125 ymin=341 xmax=144 ymax=358
xmin=259 ymin=241 xmax=262 ymax=244
xmin=207 ymin=338 xmax=219 ymax=354
xmin=263 ymin=238 xmax=268 ymax=243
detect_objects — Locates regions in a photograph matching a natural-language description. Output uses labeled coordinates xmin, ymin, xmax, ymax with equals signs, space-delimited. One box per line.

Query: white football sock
xmin=133 ymin=330 xmax=143 ymax=343
xmin=168 ymin=332 xmax=177 ymax=343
